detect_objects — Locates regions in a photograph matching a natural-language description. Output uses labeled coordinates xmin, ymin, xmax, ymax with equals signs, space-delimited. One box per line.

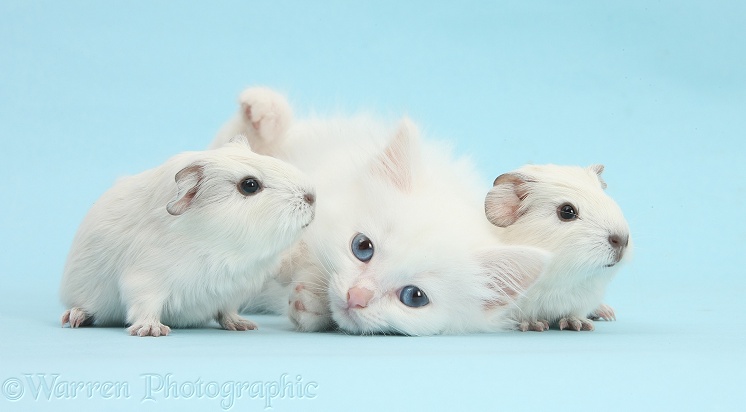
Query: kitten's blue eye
xmin=399 ymin=285 xmax=429 ymax=308
xmin=351 ymin=233 xmax=374 ymax=262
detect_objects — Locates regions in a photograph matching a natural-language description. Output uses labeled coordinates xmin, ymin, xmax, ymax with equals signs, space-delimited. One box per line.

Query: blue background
xmin=1 ymin=1 xmax=744 ymax=411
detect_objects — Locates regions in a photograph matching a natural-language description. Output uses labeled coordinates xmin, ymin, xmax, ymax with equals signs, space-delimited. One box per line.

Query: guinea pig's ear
xmin=371 ymin=117 xmax=421 ymax=192
xmin=589 ymin=164 xmax=608 ymax=189
xmin=228 ymin=134 xmax=252 ymax=149
xmin=167 ymin=163 xmax=205 ymax=216
xmin=477 ymin=245 xmax=550 ymax=309
xmin=485 ymin=173 xmax=530 ymax=227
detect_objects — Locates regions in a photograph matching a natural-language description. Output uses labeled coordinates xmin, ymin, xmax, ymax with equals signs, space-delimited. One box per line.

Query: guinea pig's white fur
xmin=59 ymin=136 xmax=315 ymax=336
xmin=485 ymin=164 xmax=631 ymax=331
xmin=212 ymin=87 xmax=551 ymax=335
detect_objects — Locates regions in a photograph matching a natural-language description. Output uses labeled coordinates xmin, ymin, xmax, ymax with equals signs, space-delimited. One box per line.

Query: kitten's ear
xmin=588 ymin=164 xmax=607 ymax=189
xmin=372 ymin=117 xmax=421 ymax=192
xmin=476 ymin=245 xmax=550 ymax=309
xmin=485 ymin=172 xmax=531 ymax=227
xmin=167 ymin=163 xmax=205 ymax=216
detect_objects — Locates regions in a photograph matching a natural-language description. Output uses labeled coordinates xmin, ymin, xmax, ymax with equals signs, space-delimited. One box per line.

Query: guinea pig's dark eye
xmin=351 ymin=233 xmax=374 ymax=262
xmin=557 ymin=203 xmax=578 ymax=221
xmin=399 ymin=285 xmax=430 ymax=308
xmin=238 ymin=177 xmax=262 ymax=196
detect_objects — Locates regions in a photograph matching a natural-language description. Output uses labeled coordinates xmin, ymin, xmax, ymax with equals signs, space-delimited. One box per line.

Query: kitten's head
xmin=305 ymin=119 xmax=550 ymax=335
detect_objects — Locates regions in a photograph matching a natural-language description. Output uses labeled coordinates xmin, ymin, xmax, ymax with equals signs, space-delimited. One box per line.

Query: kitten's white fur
xmin=212 ymin=87 xmax=550 ymax=335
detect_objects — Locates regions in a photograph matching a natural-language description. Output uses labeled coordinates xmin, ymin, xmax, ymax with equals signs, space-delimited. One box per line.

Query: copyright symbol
xmin=2 ymin=378 xmax=24 ymax=401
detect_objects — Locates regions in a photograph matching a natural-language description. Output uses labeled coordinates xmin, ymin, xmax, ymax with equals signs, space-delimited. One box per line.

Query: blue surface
xmin=1 ymin=1 xmax=744 ymax=411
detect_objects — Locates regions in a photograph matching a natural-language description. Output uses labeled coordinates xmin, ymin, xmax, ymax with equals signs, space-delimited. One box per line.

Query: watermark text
xmin=2 ymin=373 xmax=317 ymax=410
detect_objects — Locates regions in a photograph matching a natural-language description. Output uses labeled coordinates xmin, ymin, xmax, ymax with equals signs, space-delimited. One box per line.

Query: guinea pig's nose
xmin=303 ymin=192 xmax=315 ymax=205
xmin=608 ymin=234 xmax=629 ymax=250
xmin=347 ymin=287 xmax=374 ymax=309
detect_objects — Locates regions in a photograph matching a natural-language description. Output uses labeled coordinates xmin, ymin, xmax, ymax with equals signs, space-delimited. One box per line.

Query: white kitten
xmin=212 ymin=87 xmax=550 ymax=335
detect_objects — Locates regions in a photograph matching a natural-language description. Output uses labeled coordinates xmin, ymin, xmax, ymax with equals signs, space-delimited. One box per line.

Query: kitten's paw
xmin=517 ymin=319 xmax=549 ymax=332
xmin=218 ymin=312 xmax=258 ymax=331
xmin=61 ymin=307 xmax=93 ymax=328
xmin=289 ymin=284 xmax=334 ymax=332
xmin=238 ymin=87 xmax=292 ymax=148
xmin=588 ymin=303 xmax=616 ymax=321
xmin=558 ymin=316 xmax=594 ymax=331
xmin=128 ymin=321 xmax=171 ymax=337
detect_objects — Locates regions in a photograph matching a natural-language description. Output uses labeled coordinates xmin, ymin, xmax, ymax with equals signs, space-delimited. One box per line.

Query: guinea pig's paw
xmin=558 ymin=316 xmax=594 ymax=332
xmin=61 ymin=307 xmax=92 ymax=328
xmin=218 ymin=312 xmax=258 ymax=331
xmin=238 ymin=87 xmax=292 ymax=144
xmin=588 ymin=303 xmax=616 ymax=321
xmin=517 ymin=319 xmax=550 ymax=332
xmin=127 ymin=321 xmax=171 ymax=337
xmin=288 ymin=285 xmax=333 ymax=332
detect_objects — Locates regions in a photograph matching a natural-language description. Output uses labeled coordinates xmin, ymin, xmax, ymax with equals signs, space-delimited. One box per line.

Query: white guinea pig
xmin=59 ymin=136 xmax=315 ymax=336
xmin=485 ymin=164 xmax=631 ymax=332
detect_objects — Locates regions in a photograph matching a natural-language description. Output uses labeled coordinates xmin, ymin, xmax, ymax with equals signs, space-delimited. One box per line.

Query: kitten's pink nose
xmin=347 ymin=287 xmax=374 ymax=309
